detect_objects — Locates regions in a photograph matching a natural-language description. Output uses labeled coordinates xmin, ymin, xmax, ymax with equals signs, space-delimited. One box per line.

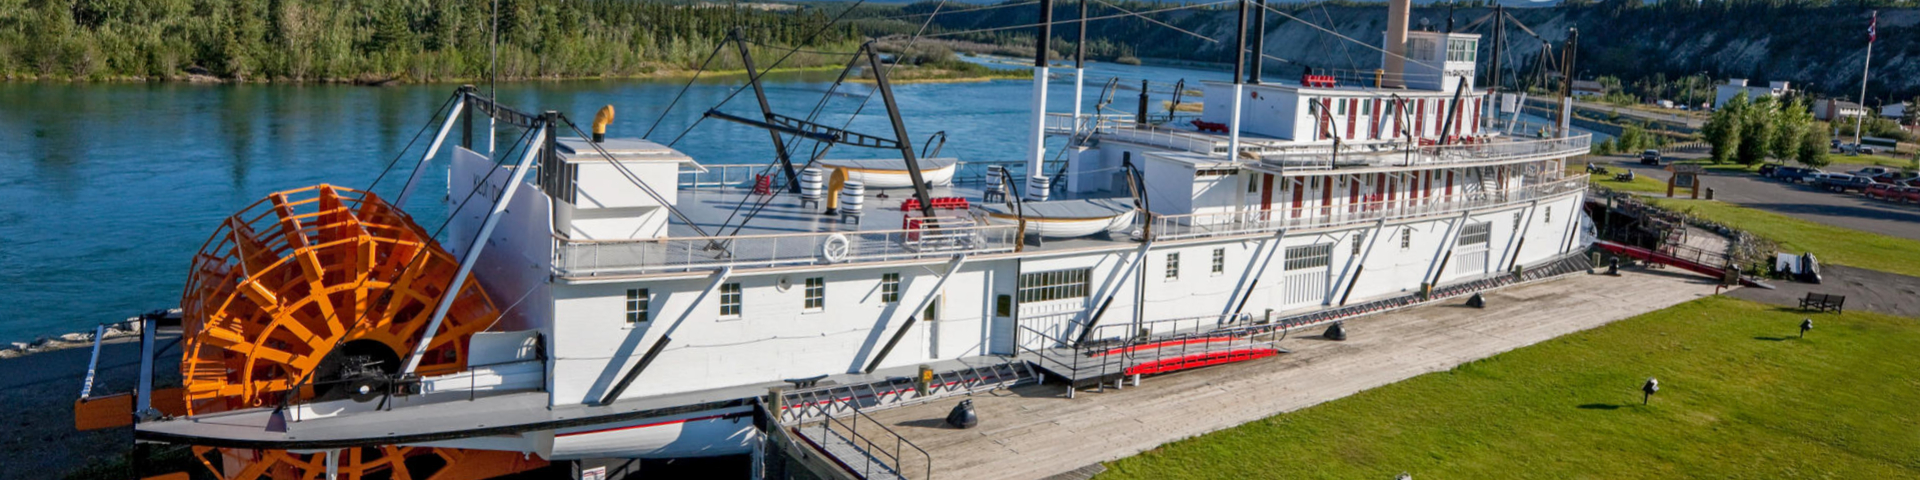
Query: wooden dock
xmin=843 ymin=269 xmax=1719 ymax=479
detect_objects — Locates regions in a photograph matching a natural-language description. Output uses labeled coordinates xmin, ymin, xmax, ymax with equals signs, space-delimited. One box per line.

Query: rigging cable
xmin=364 ymin=93 xmax=460 ymax=193
xmin=715 ymin=0 xmax=950 ymax=239
xmin=664 ymin=0 xmax=872 ymax=149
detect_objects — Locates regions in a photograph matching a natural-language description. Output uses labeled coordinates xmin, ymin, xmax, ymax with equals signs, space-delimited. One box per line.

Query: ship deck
xmin=553 ymin=170 xmax=1591 ymax=279
xmin=132 ymin=354 xmax=1022 ymax=449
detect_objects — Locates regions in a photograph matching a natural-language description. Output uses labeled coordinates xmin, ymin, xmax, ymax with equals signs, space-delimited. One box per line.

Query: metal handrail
xmin=1260 ymin=134 xmax=1593 ymax=171
xmin=1149 ymin=175 xmax=1589 ymax=241
xmin=814 ymin=404 xmax=933 ymax=480
xmin=554 ymin=224 xmax=1019 ymax=276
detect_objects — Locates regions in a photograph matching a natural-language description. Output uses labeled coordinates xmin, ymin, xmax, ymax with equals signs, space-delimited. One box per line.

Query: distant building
xmin=1881 ymin=103 xmax=1906 ymax=120
xmin=1713 ymin=79 xmax=1792 ymax=109
xmin=1814 ymin=98 xmax=1867 ymax=121
xmin=1571 ymin=80 xmax=1605 ymax=98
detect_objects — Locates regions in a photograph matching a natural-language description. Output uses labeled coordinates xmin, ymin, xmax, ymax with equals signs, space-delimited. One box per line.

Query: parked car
xmin=1774 ymin=166 xmax=1823 ymax=183
xmin=1853 ymin=167 xmax=1894 ymax=177
xmin=1870 ymin=172 xmax=1919 ymax=184
xmin=1866 ymin=183 xmax=1903 ymax=200
xmin=1757 ymin=163 xmax=1783 ymax=177
xmin=1816 ymin=173 xmax=1878 ymax=193
xmin=1639 ymin=149 xmax=1663 ymax=165
xmin=1903 ymin=186 xmax=1920 ymax=203
xmin=1839 ymin=143 xmax=1879 ymax=155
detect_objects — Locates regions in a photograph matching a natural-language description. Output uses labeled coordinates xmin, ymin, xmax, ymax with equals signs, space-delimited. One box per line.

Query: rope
xmin=1256 ymin=1 xmax=1439 ymax=70
xmin=924 ymin=1 xmax=1234 ymax=38
xmin=365 ymin=93 xmax=459 ymax=193
xmin=879 ymin=0 xmax=1039 ymax=20
xmin=664 ymin=0 xmax=871 ymax=149
xmin=714 ymin=0 xmax=950 ymax=238
xmin=643 ymin=39 xmax=731 ymax=140
xmin=1093 ymin=0 xmax=1221 ymax=44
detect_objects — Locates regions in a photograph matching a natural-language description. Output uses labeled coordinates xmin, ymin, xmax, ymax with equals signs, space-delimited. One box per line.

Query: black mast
xmin=732 ymin=29 xmax=802 ymax=193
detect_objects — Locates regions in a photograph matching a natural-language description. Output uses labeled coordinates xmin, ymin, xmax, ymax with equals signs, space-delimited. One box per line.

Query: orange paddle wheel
xmin=177 ymin=184 xmax=545 ymax=479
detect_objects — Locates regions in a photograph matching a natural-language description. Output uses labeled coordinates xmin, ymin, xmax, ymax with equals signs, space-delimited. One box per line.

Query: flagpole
xmin=1856 ymin=11 xmax=1874 ymax=146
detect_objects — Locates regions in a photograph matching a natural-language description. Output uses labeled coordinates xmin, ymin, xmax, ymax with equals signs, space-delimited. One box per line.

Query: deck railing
xmin=554 ymin=224 xmax=1020 ymax=276
xmin=1260 ymin=134 xmax=1592 ymax=171
xmin=1149 ymin=175 xmax=1589 ymax=241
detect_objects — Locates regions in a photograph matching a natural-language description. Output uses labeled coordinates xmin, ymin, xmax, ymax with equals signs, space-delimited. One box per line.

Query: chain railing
xmin=554 ymin=224 xmax=1019 ymax=276
xmin=1149 ymin=175 xmax=1589 ymax=241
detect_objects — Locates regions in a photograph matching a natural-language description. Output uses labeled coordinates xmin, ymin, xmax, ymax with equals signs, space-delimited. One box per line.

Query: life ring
xmin=821 ymin=234 xmax=850 ymax=263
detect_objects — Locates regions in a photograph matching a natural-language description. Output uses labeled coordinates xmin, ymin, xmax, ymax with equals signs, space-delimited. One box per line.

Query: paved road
xmin=1601 ymin=154 xmax=1920 ymax=241
xmin=1727 ymin=265 xmax=1920 ymax=319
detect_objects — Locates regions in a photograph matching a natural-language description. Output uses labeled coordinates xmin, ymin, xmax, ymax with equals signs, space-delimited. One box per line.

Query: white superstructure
xmin=132 ymin=7 xmax=1594 ymax=473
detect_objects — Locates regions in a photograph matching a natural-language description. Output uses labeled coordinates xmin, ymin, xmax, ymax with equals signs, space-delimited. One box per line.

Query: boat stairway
xmin=1019 ymin=252 xmax=1594 ymax=396
xmin=791 ymin=405 xmax=929 ymax=480
xmin=778 ymin=360 xmax=1034 ymax=425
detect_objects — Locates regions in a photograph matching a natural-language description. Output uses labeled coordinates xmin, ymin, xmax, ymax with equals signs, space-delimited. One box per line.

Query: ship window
xmin=881 ymin=273 xmax=901 ymax=303
xmin=719 ymin=283 xmax=742 ymax=317
xmin=1447 ymin=38 xmax=1477 ymax=62
xmin=1400 ymin=228 xmax=1412 ymax=250
xmin=1019 ymin=268 xmax=1091 ymax=303
xmin=1337 ymin=99 xmax=1348 ymax=115
xmin=625 ymin=289 xmax=650 ymax=324
xmin=1544 ymin=206 xmax=1552 ymax=224
xmin=804 ymin=277 xmax=825 ymax=311
xmin=1362 ymin=99 xmax=1373 ymax=113
xmin=1459 ymin=223 xmax=1492 ymax=246
xmin=1514 ymin=212 xmax=1523 ymax=230
xmin=1212 ymin=248 xmax=1226 ymax=275
xmin=1284 ymin=244 xmax=1333 ymax=271
xmin=1352 ymin=233 xmax=1365 ymax=255
xmin=995 ymin=295 xmax=1013 ymax=317
xmin=1385 ymin=100 xmax=1397 ymax=115
xmin=1165 ymin=253 xmax=1181 ymax=281
xmin=1196 ymin=168 xmax=1236 ymax=177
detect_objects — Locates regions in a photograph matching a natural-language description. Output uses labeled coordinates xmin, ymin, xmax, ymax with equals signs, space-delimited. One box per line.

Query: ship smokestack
xmin=1383 ymin=0 xmax=1410 ymax=88
xmin=592 ymin=105 xmax=615 ymax=143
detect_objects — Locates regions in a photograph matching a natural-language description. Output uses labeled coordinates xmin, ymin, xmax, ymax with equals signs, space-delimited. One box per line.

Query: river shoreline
xmin=0 ymin=65 xmax=852 ymax=86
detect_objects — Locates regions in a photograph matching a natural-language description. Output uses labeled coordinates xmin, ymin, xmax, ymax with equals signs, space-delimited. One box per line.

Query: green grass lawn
xmin=1588 ymin=171 xmax=1671 ymax=194
xmin=1650 ymin=198 xmax=1920 ymax=278
xmin=1099 ymin=296 xmax=1920 ymax=479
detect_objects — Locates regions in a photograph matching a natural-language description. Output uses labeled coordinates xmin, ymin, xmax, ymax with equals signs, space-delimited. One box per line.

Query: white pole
xmin=1856 ymin=33 xmax=1873 ymax=146
xmin=1073 ymin=68 xmax=1085 ymax=135
xmin=397 ymin=96 xmax=467 ymax=208
xmin=1028 ymin=66 xmax=1052 ymax=200
xmin=402 ymin=124 xmax=547 ymax=375
xmin=1228 ymin=84 xmax=1245 ymax=160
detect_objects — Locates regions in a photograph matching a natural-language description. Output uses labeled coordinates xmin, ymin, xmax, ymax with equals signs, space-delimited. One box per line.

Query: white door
xmin=1454 ymin=222 xmax=1491 ymax=277
xmin=1280 ymin=243 xmax=1333 ymax=309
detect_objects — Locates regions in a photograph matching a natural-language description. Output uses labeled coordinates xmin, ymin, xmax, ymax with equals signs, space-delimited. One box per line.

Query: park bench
xmin=1799 ymin=293 xmax=1845 ymax=313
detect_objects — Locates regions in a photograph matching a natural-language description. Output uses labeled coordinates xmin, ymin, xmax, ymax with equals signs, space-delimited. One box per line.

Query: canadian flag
xmin=1869 ymin=11 xmax=1878 ymax=44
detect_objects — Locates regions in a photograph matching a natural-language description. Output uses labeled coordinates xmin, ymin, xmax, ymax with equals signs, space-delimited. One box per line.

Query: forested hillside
xmin=0 ymin=0 xmax=901 ymax=82
xmin=5 ymin=0 xmax=1919 ymax=102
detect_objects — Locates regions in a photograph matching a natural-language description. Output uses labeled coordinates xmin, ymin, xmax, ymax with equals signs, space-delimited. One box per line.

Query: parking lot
xmin=1601 ymin=153 xmax=1920 ymax=242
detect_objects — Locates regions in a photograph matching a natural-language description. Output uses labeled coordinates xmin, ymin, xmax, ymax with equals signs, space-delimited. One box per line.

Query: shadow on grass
xmin=1576 ymin=403 xmax=1623 ymax=410
xmin=1753 ymin=335 xmax=1797 ymax=341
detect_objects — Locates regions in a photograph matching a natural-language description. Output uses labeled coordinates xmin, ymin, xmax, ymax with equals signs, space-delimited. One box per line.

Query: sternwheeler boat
xmin=71 ymin=1 xmax=1595 ymax=478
